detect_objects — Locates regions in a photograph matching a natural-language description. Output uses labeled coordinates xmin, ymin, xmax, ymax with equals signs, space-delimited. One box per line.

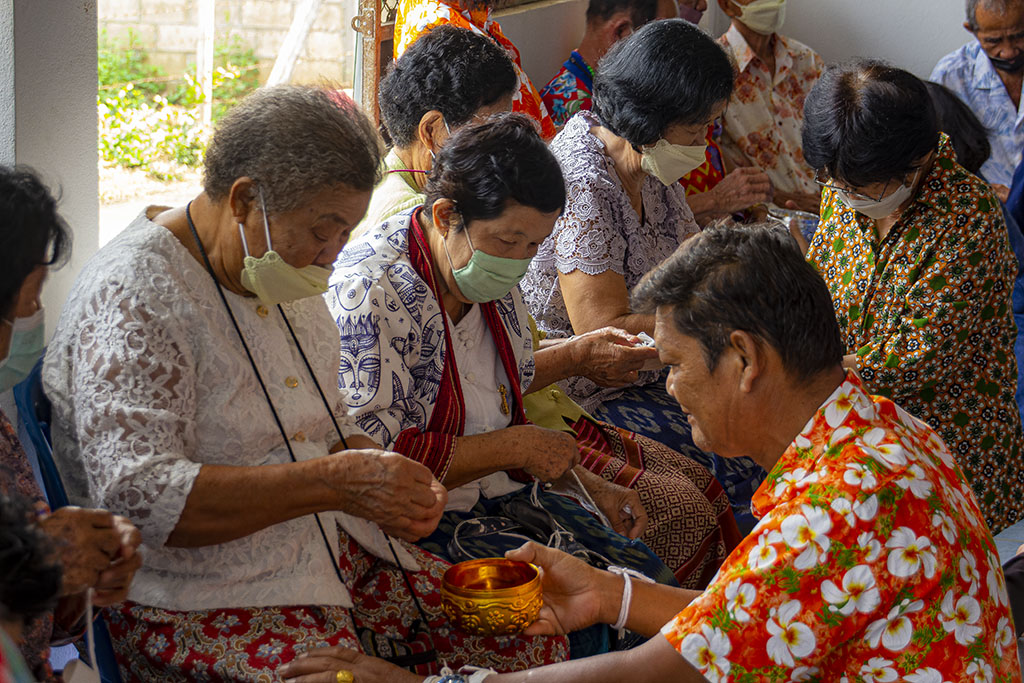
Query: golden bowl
xmin=440 ymin=558 xmax=542 ymax=637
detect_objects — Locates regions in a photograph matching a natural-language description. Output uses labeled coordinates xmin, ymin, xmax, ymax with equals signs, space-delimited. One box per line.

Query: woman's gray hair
xmin=203 ymin=84 xmax=384 ymax=213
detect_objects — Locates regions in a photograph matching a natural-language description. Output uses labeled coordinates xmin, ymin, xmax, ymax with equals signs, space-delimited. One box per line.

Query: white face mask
xmin=640 ymin=138 xmax=708 ymax=186
xmin=836 ymin=170 xmax=921 ymax=220
xmin=732 ymin=0 xmax=786 ymax=35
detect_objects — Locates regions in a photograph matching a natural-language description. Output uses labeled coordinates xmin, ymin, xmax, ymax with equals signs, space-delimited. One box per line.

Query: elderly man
xmin=717 ymin=0 xmax=823 ymax=214
xmin=281 ymin=225 xmax=1019 ymax=682
xmin=540 ymin=0 xmax=683 ymax=128
xmin=932 ymin=0 xmax=1024 ymax=197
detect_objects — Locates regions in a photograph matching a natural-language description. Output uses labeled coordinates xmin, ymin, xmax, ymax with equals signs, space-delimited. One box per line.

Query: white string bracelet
xmin=607 ymin=566 xmax=655 ymax=639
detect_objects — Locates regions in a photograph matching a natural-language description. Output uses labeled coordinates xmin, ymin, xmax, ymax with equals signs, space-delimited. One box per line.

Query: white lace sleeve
xmin=69 ymin=282 xmax=202 ymax=547
xmin=552 ymin=169 xmax=630 ymax=278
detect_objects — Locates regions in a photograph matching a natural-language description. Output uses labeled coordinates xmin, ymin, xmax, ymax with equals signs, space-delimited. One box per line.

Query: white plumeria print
xmin=748 ymin=530 xmax=784 ymax=570
xmin=773 ymin=468 xmax=820 ymax=498
xmin=940 ymin=589 xmax=982 ymax=646
xmin=843 ymin=461 xmax=878 ymax=490
xmin=885 ymin=527 xmax=936 ymax=579
xmin=864 ymin=599 xmax=923 ymax=651
xmin=790 ymin=667 xmax=820 ymax=682
xmin=860 ymin=428 xmax=909 ymax=470
xmin=860 ymin=657 xmax=898 ymax=683
xmin=724 ymin=579 xmax=756 ymax=623
xmin=821 ymin=564 xmax=880 ymax=615
xmin=986 ymin=553 xmax=1009 ymax=608
xmin=931 ymin=510 xmax=957 ymax=544
xmin=895 ymin=464 xmax=933 ymax=499
xmin=995 ymin=615 xmax=1014 ymax=653
xmin=857 ymin=531 xmax=882 ymax=562
xmin=765 ymin=600 xmax=816 ymax=668
xmin=824 ymin=383 xmax=877 ymax=428
xmin=780 ymin=504 xmax=832 ymax=570
xmin=679 ymin=624 xmax=732 ymax=683
xmin=966 ymin=660 xmax=994 ymax=683
xmin=905 ymin=667 xmax=953 ymax=683
xmin=832 ymin=494 xmax=879 ymax=527
xmin=959 ymin=554 xmax=980 ymax=596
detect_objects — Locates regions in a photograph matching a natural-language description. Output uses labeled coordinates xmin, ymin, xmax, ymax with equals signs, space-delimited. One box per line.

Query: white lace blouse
xmin=520 ymin=110 xmax=700 ymax=410
xmin=42 ymin=211 xmax=366 ymax=612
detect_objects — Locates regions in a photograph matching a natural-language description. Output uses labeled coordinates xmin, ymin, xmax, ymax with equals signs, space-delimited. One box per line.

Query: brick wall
xmin=100 ymin=0 xmax=357 ymax=86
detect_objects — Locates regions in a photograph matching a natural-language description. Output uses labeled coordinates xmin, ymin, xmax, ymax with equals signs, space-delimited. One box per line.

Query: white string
xmin=84 ymin=588 xmax=97 ymax=671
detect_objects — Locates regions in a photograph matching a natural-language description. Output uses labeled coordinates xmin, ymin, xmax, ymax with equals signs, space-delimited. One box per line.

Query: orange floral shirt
xmin=718 ymin=24 xmax=822 ymax=196
xmin=807 ymin=134 xmax=1024 ymax=534
xmin=394 ymin=0 xmax=556 ymax=140
xmin=662 ymin=373 xmax=1020 ymax=682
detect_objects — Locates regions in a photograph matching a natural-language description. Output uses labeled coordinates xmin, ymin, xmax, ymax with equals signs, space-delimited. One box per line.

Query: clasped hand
xmin=569 ymin=327 xmax=659 ymax=387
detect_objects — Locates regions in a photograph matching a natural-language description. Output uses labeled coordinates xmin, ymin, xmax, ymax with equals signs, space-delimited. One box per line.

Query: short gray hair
xmin=203 ymin=84 xmax=384 ymax=214
xmin=967 ymin=0 xmax=1020 ymax=30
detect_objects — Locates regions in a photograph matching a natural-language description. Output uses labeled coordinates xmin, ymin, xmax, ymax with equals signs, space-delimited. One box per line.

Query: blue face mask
xmin=0 ymin=308 xmax=45 ymax=392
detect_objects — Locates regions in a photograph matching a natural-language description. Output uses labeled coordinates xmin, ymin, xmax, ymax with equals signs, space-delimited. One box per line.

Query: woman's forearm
xmin=528 ymin=343 xmax=580 ymax=394
xmin=496 ymin=636 xmax=703 ymax=682
xmin=440 ymin=429 xmax=532 ymax=488
xmin=166 ymin=459 xmax=338 ymax=547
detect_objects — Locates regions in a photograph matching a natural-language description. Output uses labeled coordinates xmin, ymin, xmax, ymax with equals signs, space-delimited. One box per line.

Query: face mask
xmin=442 ymin=218 xmax=533 ymax=303
xmin=732 ymin=0 xmax=786 ymax=35
xmin=679 ymin=4 xmax=704 ymax=23
xmin=836 ymin=170 xmax=920 ymax=220
xmin=640 ymin=138 xmax=708 ymax=186
xmin=239 ymin=190 xmax=332 ymax=306
xmin=989 ymin=52 xmax=1024 ymax=73
xmin=0 ymin=307 xmax=45 ymax=392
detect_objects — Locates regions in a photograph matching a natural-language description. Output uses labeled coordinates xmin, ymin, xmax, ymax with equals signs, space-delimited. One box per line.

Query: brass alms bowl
xmin=440 ymin=559 xmax=542 ymax=637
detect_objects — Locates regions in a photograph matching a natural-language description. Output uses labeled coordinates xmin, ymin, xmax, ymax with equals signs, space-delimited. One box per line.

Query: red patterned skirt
xmin=105 ymin=536 xmax=567 ymax=682
xmin=574 ymin=417 xmax=742 ymax=588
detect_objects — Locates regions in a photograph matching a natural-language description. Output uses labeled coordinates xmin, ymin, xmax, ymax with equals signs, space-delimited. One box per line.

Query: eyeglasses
xmin=813 ymin=169 xmax=893 ymax=203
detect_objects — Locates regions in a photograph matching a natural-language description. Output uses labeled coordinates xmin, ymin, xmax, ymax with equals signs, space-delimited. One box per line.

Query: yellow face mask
xmin=238 ymin=189 xmax=332 ymax=306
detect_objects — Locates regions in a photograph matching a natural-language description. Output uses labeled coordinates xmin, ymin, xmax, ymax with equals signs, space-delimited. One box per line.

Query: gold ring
xmin=336 ymin=671 xmax=355 ymax=683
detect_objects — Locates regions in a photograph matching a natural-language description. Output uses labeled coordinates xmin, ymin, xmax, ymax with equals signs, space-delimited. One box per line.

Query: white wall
xmin=708 ymin=0 xmax=972 ymax=78
xmin=498 ymin=0 xmax=588 ymax=92
xmin=13 ymin=0 xmax=99 ymax=333
xmin=0 ymin=4 xmax=12 ymax=168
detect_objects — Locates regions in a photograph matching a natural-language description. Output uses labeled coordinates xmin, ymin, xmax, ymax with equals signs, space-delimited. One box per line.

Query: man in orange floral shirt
xmin=301 ymin=224 xmax=1019 ymax=682
xmin=717 ymin=0 xmax=823 ymax=214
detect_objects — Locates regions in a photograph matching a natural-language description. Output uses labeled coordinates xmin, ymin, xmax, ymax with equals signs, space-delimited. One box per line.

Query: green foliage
xmin=97 ymin=30 xmax=260 ymax=179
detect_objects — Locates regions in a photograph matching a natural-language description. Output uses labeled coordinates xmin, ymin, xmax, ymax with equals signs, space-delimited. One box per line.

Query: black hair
xmin=592 ymin=18 xmax=734 ymax=146
xmin=633 ymin=223 xmax=844 ymax=380
xmin=203 ymin=85 xmax=383 ymax=213
xmin=0 ymin=494 xmax=62 ymax=628
xmin=803 ymin=60 xmax=939 ymax=188
xmin=586 ymin=0 xmax=658 ymax=30
xmin=0 ymin=166 xmax=71 ymax=320
xmin=424 ymin=113 xmax=566 ymax=229
xmin=926 ymin=81 xmax=991 ymax=175
xmin=380 ymin=26 xmax=517 ymax=149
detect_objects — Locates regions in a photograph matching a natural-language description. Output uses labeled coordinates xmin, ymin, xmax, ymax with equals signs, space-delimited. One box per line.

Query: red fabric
xmin=393 ymin=211 xmax=529 ymax=482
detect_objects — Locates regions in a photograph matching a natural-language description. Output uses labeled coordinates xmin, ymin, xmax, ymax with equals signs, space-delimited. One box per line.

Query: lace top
xmin=42 ymin=211 xmax=364 ymax=612
xmin=520 ymin=110 xmax=699 ymax=409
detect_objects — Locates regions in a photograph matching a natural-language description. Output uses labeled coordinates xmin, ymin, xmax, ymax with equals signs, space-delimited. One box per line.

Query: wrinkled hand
xmin=704 ymin=167 xmax=773 ymax=214
xmin=39 ymin=507 xmax=122 ymax=596
xmin=323 ymin=450 xmax=446 ymax=542
xmin=279 ymin=646 xmax=420 ymax=683
xmin=993 ymin=183 xmax=1011 ymax=204
xmin=570 ymin=327 xmax=659 ymax=387
xmin=586 ymin=478 xmax=647 ymax=540
xmin=513 ymin=426 xmax=580 ymax=483
xmin=92 ymin=516 xmax=143 ymax=606
xmin=505 ymin=542 xmax=605 ymax=636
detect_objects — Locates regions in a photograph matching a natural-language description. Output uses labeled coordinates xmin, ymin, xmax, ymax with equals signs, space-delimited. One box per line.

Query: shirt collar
xmin=723 ymin=23 xmax=793 ymax=79
xmin=751 ymin=370 xmax=865 ymax=515
xmin=970 ymin=40 xmax=1008 ymax=91
xmin=911 ymin=132 xmax=958 ymax=217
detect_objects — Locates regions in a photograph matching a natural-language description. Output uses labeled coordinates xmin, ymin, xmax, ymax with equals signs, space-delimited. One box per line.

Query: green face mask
xmin=441 ymin=218 xmax=533 ymax=303
xmin=239 ymin=189 xmax=332 ymax=306
xmin=0 ymin=307 xmax=45 ymax=392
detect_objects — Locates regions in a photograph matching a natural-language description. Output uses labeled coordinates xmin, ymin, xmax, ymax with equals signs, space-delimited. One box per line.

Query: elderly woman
xmin=520 ymin=19 xmax=765 ymax=529
xmin=803 ymin=60 xmax=1024 ymax=533
xmin=393 ymin=0 xmax=556 ymax=138
xmin=326 ymin=113 xmax=681 ymax=659
xmin=43 ymin=86 xmax=567 ymax=680
xmin=0 ymin=166 xmax=142 ymax=682
xmin=362 ymin=22 xmax=739 ymax=589
xmin=284 ymin=224 xmax=1020 ymax=683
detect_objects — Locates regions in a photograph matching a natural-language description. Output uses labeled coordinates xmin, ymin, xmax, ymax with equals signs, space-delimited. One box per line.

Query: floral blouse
xmin=718 ymin=24 xmax=822 ymax=196
xmin=520 ymin=109 xmax=699 ymax=411
xmin=806 ymin=135 xmax=1024 ymax=534
xmin=662 ymin=373 xmax=1019 ymax=682
xmin=394 ymin=0 xmax=556 ymax=140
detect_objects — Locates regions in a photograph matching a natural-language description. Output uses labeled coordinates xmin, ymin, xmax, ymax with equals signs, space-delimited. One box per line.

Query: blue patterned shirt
xmin=931 ymin=41 xmax=1024 ymax=186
